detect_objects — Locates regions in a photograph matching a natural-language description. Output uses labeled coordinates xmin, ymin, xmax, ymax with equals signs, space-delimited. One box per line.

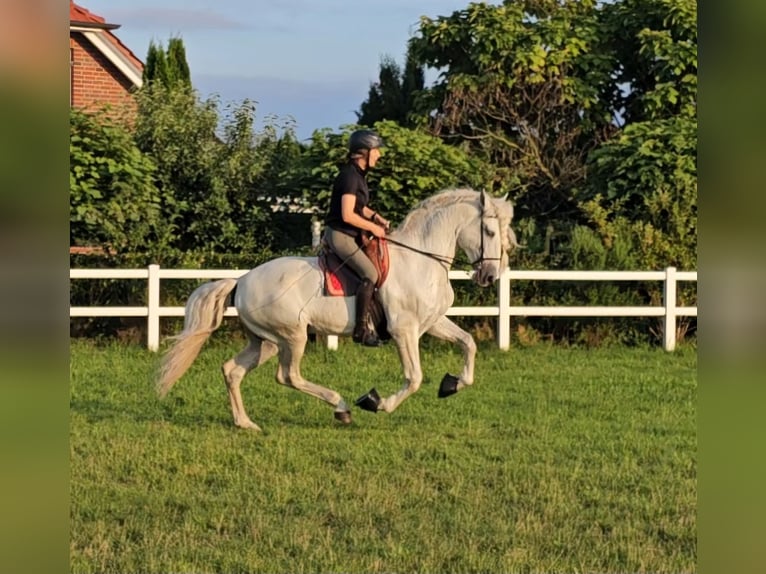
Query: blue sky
xmin=81 ymin=0 xmax=475 ymax=140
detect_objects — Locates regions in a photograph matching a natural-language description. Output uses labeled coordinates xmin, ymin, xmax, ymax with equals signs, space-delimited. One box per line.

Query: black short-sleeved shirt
xmin=325 ymin=162 xmax=369 ymax=238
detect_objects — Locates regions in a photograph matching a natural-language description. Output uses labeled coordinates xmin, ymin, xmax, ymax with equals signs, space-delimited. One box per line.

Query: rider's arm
xmin=341 ymin=194 xmax=386 ymax=236
xmin=362 ymin=206 xmax=390 ymax=230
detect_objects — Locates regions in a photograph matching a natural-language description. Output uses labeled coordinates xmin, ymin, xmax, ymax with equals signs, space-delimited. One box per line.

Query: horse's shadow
xmin=70 ymin=389 xmax=379 ymax=432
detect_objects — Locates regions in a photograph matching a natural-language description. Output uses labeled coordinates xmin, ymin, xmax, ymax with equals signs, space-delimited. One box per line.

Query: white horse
xmin=157 ymin=188 xmax=517 ymax=429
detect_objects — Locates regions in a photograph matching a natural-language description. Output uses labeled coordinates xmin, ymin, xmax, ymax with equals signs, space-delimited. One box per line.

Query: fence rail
xmin=70 ymin=265 xmax=697 ymax=352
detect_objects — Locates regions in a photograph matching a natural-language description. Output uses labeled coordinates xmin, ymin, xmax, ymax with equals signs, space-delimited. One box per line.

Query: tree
xmin=142 ymin=41 xmax=169 ymax=87
xmin=578 ymin=118 xmax=696 ymax=264
xmin=573 ymin=0 xmax=697 ymax=271
xmin=132 ymin=83 xmax=306 ymax=258
xmin=599 ymin=0 xmax=697 ymax=124
xmin=399 ymin=0 xmax=696 ymax=344
xmin=69 ymin=109 xmax=166 ymax=253
xmin=561 ymin=0 xmax=697 ymax=340
xmin=134 ymin=85 xmax=252 ymax=254
xmin=409 ymin=0 xmax=615 ymax=224
xmin=166 ymin=37 xmax=191 ymax=87
xmin=406 ymin=0 xmax=695 ymax=262
xmin=143 ymin=37 xmax=192 ymax=89
xmin=357 ymin=48 xmax=425 ymax=127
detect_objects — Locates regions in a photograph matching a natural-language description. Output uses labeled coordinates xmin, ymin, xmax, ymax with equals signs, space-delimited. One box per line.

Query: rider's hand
xmin=371 ymin=225 xmax=387 ymax=238
xmin=372 ymin=213 xmax=390 ymax=232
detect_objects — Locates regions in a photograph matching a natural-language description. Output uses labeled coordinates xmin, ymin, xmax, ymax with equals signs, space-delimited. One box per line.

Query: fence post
xmin=147 ymin=264 xmax=161 ymax=352
xmin=498 ymin=268 xmax=511 ymax=350
xmin=663 ymin=266 xmax=677 ymax=352
xmin=326 ymin=335 xmax=339 ymax=350
xmin=311 ymin=220 xmax=322 ymax=249
xmin=310 ymin=219 xmax=338 ymax=349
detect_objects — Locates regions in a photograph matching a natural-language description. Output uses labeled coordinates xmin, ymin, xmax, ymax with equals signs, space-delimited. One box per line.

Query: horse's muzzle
xmin=473 ymin=263 xmax=497 ymax=287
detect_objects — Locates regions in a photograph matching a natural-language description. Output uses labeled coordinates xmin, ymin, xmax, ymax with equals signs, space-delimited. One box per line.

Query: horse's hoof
xmin=334 ymin=410 xmax=352 ymax=425
xmin=235 ymin=419 xmax=262 ymax=431
xmin=438 ymin=373 xmax=460 ymax=398
xmin=355 ymin=388 xmax=381 ymax=412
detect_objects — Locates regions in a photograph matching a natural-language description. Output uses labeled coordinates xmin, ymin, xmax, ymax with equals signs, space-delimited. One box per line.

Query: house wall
xmin=70 ymin=33 xmax=137 ymax=112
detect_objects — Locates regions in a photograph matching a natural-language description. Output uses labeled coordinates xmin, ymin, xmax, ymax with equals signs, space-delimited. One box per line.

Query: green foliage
xmin=71 ymin=87 xmax=310 ymax=338
xmin=133 ymin=85 xmax=302 ymax=257
xmin=577 ymin=116 xmax=697 ymax=271
xmin=513 ymin=118 xmax=697 ymax=344
xmin=400 ymin=0 xmax=697 ymax=345
xmin=299 ymin=121 xmax=495 ymax=226
xmin=69 ymin=109 xmax=165 ymax=253
xmin=532 ymin=113 xmax=698 ymax=344
xmin=569 ymin=221 xmax=640 ymax=271
xmin=410 ymin=0 xmax=613 ymax=222
xmin=370 ymin=121 xmax=497 ymax=223
xmin=600 ymin=0 xmax=697 ymax=123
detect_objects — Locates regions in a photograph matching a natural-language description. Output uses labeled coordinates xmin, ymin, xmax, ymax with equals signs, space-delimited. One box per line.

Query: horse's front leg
xmin=426 ymin=316 xmax=477 ymax=397
xmin=356 ymin=323 xmax=423 ymax=414
xmin=382 ymin=327 xmax=424 ymax=413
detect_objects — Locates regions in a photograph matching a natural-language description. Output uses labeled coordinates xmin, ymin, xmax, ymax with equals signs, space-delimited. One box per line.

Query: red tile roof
xmin=69 ymin=2 xmax=144 ymax=73
xmin=70 ymin=1 xmax=112 ymax=28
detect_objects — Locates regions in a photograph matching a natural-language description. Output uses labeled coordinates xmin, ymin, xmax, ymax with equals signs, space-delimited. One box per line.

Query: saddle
xmin=318 ymin=235 xmax=390 ymax=297
xmin=318 ymin=235 xmax=391 ymax=341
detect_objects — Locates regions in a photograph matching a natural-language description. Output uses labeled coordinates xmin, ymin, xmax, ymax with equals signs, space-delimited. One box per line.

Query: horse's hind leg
xmin=276 ymin=332 xmax=352 ymax=424
xmin=222 ymin=332 xmax=278 ymax=430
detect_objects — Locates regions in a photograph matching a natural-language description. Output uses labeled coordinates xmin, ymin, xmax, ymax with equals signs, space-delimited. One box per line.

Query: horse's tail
xmin=156 ymin=278 xmax=238 ymax=398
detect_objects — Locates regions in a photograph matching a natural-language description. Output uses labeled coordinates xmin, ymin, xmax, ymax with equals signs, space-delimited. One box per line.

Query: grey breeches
xmin=324 ymin=228 xmax=379 ymax=284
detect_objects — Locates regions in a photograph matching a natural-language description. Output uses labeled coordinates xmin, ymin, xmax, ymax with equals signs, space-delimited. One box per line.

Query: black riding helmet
xmin=348 ymin=129 xmax=384 ymax=155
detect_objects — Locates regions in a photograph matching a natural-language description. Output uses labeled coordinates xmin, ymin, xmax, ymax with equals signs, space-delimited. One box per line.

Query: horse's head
xmin=459 ymin=190 xmax=517 ymax=287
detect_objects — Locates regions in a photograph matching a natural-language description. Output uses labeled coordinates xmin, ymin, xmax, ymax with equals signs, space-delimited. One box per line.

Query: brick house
xmin=69 ymin=1 xmax=144 ymax=111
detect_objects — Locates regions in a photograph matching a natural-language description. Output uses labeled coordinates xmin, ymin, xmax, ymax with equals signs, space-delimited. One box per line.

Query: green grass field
xmin=70 ymin=337 xmax=696 ymax=573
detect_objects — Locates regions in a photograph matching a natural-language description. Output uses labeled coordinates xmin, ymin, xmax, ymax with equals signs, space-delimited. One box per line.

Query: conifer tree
xmin=143 ymin=40 xmax=170 ymax=87
xmin=167 ymin=37 xmax=191 ymax=87
xmin=143 ymin=37 xmax=191 ymax=89
xmin=357 ymin=48 xmax=424 ymax=127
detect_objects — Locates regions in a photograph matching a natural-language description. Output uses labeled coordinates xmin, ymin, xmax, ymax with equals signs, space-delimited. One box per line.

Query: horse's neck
xmin=391 ymin=202 xmax=472 ymax=265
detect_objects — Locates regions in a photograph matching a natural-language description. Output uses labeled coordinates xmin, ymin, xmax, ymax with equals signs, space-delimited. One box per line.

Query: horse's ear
xmin=502 ymin=192 xmax=509 ymax=202
xmin=480 ymin=188 xmax=489 ymax=209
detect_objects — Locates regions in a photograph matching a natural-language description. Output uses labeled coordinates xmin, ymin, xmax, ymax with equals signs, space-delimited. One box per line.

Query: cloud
xmin=106 ymin=8 xmax=249 ymax=31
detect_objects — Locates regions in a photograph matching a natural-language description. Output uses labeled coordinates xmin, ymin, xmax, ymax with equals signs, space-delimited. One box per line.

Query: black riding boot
xmin=353 ymin=279 xmax=382 ymax=347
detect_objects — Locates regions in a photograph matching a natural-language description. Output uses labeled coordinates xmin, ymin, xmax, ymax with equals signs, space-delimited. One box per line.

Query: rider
xmin=324 ymin=129 xmax=391 ymax=347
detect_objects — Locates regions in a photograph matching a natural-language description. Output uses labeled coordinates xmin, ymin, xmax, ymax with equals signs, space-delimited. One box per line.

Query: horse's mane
xmin=394 ymin=188 xmax=517 ymax=252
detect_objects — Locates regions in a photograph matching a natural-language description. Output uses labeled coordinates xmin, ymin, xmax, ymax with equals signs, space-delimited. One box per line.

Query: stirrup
xmin=361 ymin=334 xmax=383 ymax=347
xmin=353 ymin=328 xmax=383 ymax=347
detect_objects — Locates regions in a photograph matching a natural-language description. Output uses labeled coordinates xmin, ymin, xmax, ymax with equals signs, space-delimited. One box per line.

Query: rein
xmin=383 ymin=200 xmax=502 ymax=269
xmin=383 ymin=236 xmax=455 ymax=267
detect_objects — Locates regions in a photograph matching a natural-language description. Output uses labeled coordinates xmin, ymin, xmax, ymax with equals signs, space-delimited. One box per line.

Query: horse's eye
xmin=484 ymin=225 xmax=495 ymax=238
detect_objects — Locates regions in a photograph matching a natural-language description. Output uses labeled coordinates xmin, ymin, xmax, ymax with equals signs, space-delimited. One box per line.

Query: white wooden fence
xmin=70 ymin=265 xmax=697 ymax=352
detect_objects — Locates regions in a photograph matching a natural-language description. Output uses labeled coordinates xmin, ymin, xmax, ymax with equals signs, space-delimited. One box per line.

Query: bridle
xmin=472 ymin=211 xmax=503 ymax=268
